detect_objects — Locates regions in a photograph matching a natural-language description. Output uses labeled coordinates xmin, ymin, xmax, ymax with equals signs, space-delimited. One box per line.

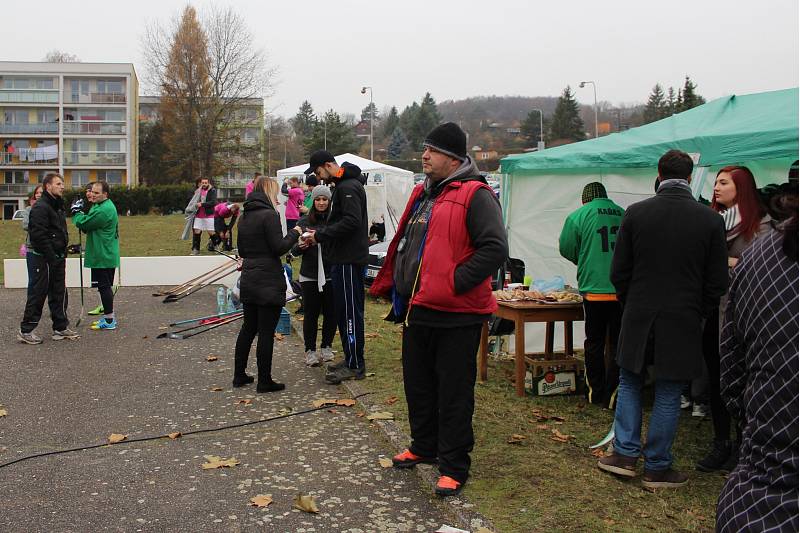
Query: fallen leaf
xmin=507 ymin=434 xmax=527 ymax=444
xmin=211 ymin=387 xmax=223 ymax=392
xmin=201 ymin=455 xmax=240 ymax=469
xmin=550 ymin=415 xmax=566 ymax=422
xmin=378 ymin=457 xmax=393 ymax=468
xmin=293 ymin=493 xmax=319 ymax=513
xmin=236 ymin=399 xmax=253 ymax=406
xmin=167 ymin=432 xmax=182 ymax=440
xmin=356 ymin=412 xmax=365 ymax=418
xmin=365 ymin=372 xmax=376 ymax=377
xmin=603 ymin=519 xmax=616 ymax=526
xmin=364 ymin=332 xmax=380 ymax=338
xmin=0 ymin=406 xmax=7 ymax=418
xmin=531 ymin=408 xmax=544 ymax=417
xmin=385 ymin=396 xmax=398 ymax=405
xmin=312 ymin=398 xmax=337 ymax=408
xmin=142 ymin=335 xmax=148 ymax=339
xmin=108 ymin=433 xmax=127 ymax=444
xmin=249 ymin=494 xmax=273 ymax=508
xmin=278 ymin=407 xmax=292 ymax=415
xmin=550 ymin=429 xmax=574 ymax=443
xmin=274 ymin=333 xmax=284 ymax=341
xmin=535 ymin=424 xmax=549 ymax=430
xmin=327 ymin=408 xmax=339 ymax=414
xmin=336 ymin=398 xmax=356 ymax=407
xmin=591 ymin=448 xmax=605 ymax=458
xmin=158 ymin=326 xmax=168 ymax=330
xmin=366 ymin=411 xmax=394 ymax=421
xmin=206 ymin=355 xmax=218 ymax=362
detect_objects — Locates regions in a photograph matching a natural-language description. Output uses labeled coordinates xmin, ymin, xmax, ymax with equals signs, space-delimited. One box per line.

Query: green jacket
xmin=558 ymin=197 xmax=624 ymax=294
xmin=73 ymin=198 xmax=120 ymax=269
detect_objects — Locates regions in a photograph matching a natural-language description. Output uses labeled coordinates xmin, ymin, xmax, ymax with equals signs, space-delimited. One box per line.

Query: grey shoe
xmin=18 ymin=329 xmax=43 ymax=345
xmin=642 ymin=468 xmax=689 ymax=489
xmin=325 ymin=365 xmax=365 ymax=384
xmin=305 ymin=349 xmax=321 ymax=367
xmin=692 ymin=403 xmax=709 ymax=418
xmin=190 ymin=249 xmax=200 ymax=256
xmin=52 ymin=328 xmax=80 ymax=341
xmin=319 ymin=346 xmax=335 ymax=362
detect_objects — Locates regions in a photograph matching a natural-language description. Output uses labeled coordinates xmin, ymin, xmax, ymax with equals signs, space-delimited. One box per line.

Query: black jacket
xmin=199 ymin=187 xmax=218 ymax=216
xmin=29 ymin=191 xmax=69 ymax=264
xmin=314 ymin=162 xmax=370 ymax=265
xmin=610 ymin=185 xmax=728 ymax=380
xmin=291 ymin=213 xmax=331 ymax=280
xmin=236 ymin=191 xmax=300 ymax=307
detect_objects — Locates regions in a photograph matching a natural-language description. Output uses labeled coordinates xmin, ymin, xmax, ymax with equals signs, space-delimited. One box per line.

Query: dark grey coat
xmin=610 ymin=186 xmax=728 ymax=380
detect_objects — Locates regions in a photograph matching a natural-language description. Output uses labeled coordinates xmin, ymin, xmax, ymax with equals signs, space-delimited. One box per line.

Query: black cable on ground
xmin=0 ymin=392 xmax=372 ymax=470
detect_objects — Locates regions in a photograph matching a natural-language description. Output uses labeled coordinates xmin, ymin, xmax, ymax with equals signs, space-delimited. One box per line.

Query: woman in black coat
xmin=233 ymin=176 xmax=303 ymax=392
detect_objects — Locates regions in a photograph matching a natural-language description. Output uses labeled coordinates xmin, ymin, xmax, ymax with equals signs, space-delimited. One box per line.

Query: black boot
xmin=696 ymin=439 xmax=731 ymax=472
xmin=232 ymin=349 xmax=251 ymax=387
xmin=257 ymin=378 xmax=285 ymax=393
xmin=721 ymin=441 xmax=740 ymax=472
xmin=232 ymin=374 xmax=254 ymax=387
xmin=191 ymin=233 xmax=201 ymax=255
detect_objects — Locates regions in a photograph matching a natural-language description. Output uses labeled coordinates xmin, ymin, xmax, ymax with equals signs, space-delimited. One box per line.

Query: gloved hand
xmin=70 ymin=198 xmax=85 ymax=215
xmin=67 ymin=244 xmax=82 ymax=255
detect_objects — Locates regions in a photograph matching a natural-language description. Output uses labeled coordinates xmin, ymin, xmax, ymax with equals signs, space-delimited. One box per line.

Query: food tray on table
xmin=493 ymin=289 xmax=583 ymax=305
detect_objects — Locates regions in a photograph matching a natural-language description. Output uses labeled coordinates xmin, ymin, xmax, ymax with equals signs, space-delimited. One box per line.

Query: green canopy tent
xmin=498 ymin=87 xmax=798 ymax=351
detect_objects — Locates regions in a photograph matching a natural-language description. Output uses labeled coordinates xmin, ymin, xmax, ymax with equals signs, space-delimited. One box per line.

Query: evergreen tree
xmin=399 ymin=102 xmax=421 ymax=148
xmin=292 ymin=101 xmax=316 ymax=138
xmin=520 ymin=109 xmax=545 ymax=143
xmin=666 ymin=87 xmax=678 ymax=116
xmin=139 ymin=120 xmax=168 ymax=185
xmin=303 ymin=109 xmax=360 ymax=156
xmin=549 ymin=86 xmax=586 ymax=142
xmin=387 ymin=127 xmax=410 ymax=159
xmin=643 ymin=83 xmax=668 ymax=124
xmin=381 ymin=106 xmax=400 ymax=140
xmin=360 ymin=102 xmax=379 ymax=123
xmin=679 ymin=76 xmax=705 ymax=111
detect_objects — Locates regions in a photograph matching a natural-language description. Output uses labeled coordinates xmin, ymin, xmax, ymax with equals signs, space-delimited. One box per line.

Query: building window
xmin=72 ymin=171 xmax=90 ymax=187
xmin=98 ymin=170 xmax=123 ymax=185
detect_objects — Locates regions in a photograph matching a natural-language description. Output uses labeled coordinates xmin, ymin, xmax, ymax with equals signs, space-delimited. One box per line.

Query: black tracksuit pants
xmin=583 ymin=300 xmax=622 ymax=407
xmin=300 ymin=280 xmax=336 ymax=352
xmin=20 ymin=254 xmax=69 ymax=333
xmin=402 ymin=322 xmax=481 ymax=484
xmin=330 ymin=264 xmax=365 ymax=370
xmin=234 ymin=304 xmax=282 ymax=383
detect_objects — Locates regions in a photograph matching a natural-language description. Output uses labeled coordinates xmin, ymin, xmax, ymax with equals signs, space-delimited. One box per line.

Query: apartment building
xmin=139 ymin=96 xmax=263 ymax=200
xmin=0 ymin=61 xmax=138 ymax=219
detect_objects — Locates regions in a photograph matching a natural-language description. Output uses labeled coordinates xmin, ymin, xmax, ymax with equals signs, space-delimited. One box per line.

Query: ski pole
xmin=157 ymin=311 xmax=243 ymax=339
xmin=167 ymin=313 xmax=244 ymax=339
xmin=168 ymin=308 xmax=242 ymax=327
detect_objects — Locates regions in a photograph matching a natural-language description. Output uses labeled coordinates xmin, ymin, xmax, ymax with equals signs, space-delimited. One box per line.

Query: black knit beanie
xmin=582 ymin=182 xmax=607 ymax=204
xmin=423 ymin=122 xmax=467 ymax=161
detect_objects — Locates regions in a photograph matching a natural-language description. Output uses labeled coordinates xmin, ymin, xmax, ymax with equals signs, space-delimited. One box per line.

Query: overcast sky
xmin=3 ymin=0 xmax=798 ymax=118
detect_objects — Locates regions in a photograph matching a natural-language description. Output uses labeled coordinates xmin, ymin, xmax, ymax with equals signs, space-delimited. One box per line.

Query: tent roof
xmin=277 ymin=153 xmax=413 ymax=176
xmin=501 ymin=88 xmax=799 ymax=173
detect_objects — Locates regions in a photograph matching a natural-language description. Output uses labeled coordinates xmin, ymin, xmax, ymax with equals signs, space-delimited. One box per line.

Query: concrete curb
xmin=291 ymin=317 xmax=495 ymax=533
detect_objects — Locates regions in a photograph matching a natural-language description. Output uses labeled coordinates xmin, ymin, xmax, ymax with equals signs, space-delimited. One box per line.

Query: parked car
xmin=12 ymin=209 xmax=25 ymax=221
xmin=413 ymin=173 xmax=426 ymax=185
xmin=364 ymin=240 xmax=390 ymax=287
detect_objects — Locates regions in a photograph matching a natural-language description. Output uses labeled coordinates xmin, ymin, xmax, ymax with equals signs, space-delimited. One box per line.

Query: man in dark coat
xmin=597 ymin=149 xmax=728 ymax=488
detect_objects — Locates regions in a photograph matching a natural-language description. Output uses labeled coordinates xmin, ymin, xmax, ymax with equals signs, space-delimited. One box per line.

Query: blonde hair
xmin=253 ymin=176 xmax=279 ymax=206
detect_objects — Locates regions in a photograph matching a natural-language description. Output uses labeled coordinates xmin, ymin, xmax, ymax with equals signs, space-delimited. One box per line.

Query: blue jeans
xmin=613 ymin=367 xmax=685 ymax=471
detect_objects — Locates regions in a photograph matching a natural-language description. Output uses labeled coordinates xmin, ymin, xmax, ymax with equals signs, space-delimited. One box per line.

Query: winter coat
xmin=236 ymin=191 xmax=300 ymax=307
xmin=716 ymin=229 xmax=798 ymax=532
xmin=610 ymin=185 xmax=728 ymax=380
xmin=313 ymin=162 xmax=370 ymax=265
xmin=28 ymin=191 xmax=69 ymax=265
xmin=72 ymin=198 xmax=120 ymax=269
xmin=181 ymin=189 xmax=201 ymax=240
xmin=291 ymin=212 xmax=331 ymax=280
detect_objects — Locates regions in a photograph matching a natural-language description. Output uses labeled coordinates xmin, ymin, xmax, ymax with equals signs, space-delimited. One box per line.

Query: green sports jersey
xmin=73 ymin=198 xmax=120 ymax=269
xmin=558 ymin=197 xmax=624 ymax=294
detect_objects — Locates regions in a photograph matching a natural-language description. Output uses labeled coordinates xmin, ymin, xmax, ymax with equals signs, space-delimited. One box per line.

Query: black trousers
xmin=300 ymin=280 xmax=336 ymax=352
xmin=402 ymin=323 xmax=481 ymax=484
xmin=91 ymin=268 xmax=116 ymax=315
xmin=330 ymin=264 xmax=365 ymax=370
xmin=234 ymin=304 xmax=282 ymax=383
xmin=583 ymin=300 xmax=622 ymax=406
xmin=21 ymin=254 xmax=69 ymax=333
xmin=702 ymin=314 xmax=732 ymax=441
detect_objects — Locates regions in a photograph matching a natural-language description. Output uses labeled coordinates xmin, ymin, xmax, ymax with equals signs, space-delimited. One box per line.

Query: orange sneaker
xmin=391 ymin=449 xmax=437 ymax=469
xmin=435 ymin=475 xmax=464 ymax=497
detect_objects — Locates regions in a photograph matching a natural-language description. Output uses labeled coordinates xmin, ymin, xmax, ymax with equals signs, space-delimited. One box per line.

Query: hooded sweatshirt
xmin=313 ymin=162 xmax=370 ymax=265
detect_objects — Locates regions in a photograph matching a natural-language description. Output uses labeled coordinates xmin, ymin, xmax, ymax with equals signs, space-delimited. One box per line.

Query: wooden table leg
xmin=545 ymin=322 xmax=555 ymax=357
xmin=515 ymin=317 xmax=526 ymax=397
xmin=565 ymin=321 xmax=574 ymax=356
xmin=479 ymin=320 xmax=489 ymax=382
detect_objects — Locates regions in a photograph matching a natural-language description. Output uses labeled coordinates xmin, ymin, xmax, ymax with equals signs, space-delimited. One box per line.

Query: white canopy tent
xmin=277 ymin=154 xmax=415 ymax=239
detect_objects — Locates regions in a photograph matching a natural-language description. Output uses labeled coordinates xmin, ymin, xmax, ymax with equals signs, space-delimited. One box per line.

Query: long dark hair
xmin=308 ymin=198 xmax=330 ymax=226
xmin=711 ymin=166 xmax=766 ymax=241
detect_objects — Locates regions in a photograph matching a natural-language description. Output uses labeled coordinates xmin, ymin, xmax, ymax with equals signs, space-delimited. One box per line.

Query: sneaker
xmin=680 ymin=395 xmax=692 ymax=410
xmin=597 ymin=452 xmax=638 ymax=478
xmin=434 ymin=475 xmax=464 ymax=497
xmin=17 ymin=329 xmax=43 ymax=345
xmin=190 ymin=249 xmax=199 ymax=256
xmin=305 ymin=350 xmax=321 ymax=367
xmin=91 ymin=318 xmax=117 ymax=330
xmin=87 ymin=305 xmax=104 ymax=316
xmin=692 ymin=403 xmax=709 ymax=418
xmin=52 ymin=328 xmax=80 ymax=341
xmin=696 ymin=440 xmax=731 ymax=472
xmin=642 ymin=468 xmax=689 ymax=489
xmin=232 ymin=374 xmax=255 ymax=388
xmin=256 ymin=380 xmax=285 ymax=393
xmin=325 ymin=365 xmax=365 ymax=384
xmin=392 ymin=449 xmax=437 ymax=469
xmin=319 ymin=347 xmax=335 ymax=363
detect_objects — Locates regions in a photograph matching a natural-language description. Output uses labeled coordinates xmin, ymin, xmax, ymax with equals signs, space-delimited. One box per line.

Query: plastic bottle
xmin=216 ymin=286 xmax=226 ymax=314
xmin=225 ymin=288 xmax=236 ymax=313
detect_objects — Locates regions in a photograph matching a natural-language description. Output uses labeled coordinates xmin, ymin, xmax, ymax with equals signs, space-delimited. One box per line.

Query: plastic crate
xmin=275 ymin=307 xmax=291 ymax=335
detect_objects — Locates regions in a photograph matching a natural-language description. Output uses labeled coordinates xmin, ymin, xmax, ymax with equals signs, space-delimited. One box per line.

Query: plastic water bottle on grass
xmin=225 ymin=288 xmax=236 ymax=313
xmin=216 ymin=286 xmax=226 ymax=314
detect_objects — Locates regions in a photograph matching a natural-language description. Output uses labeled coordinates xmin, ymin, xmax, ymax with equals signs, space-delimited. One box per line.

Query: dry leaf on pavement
xmin=0 ymin=406 xmax=7 ymax=418
xmin=274 ymin=333 xmax=284 ymax=341
xmin=236 ymin=399 xmax=253 ymax=406
xmin=312 ymin=398 xmax=338 ymax=408
xmin=378 ymin=457 xmax=393 ymax=468
xmin=108 ymin=433 xmax=127 ymax=444
xmin=210 ymin=387 xmax=223 ymax=392
xmin=293 ymin=493 xmax=319 ymax=513
xmin=385 ymin=396 xmax=399 ymax=405
xmin=202 ymin=455 xmax=240 ymax=469
xmin=206 ymin=355 xmax=218 ymax=362
xmin=335 ymin=399 xmax=356 ymax=407
xmin=366 ymin=411 xmax=394 ymax=421
xmin=507 ymin=434 xmax=527 ymax=444
xmin=249 ymin=494 xmax=273 ymax=508
xmin=167 ymin=432 xmax=182 ymax=440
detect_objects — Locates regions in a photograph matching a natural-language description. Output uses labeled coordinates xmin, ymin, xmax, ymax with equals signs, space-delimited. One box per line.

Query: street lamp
xmin=579 ymin=81 xmax=598 ymax=138
xmin=361 ymin=86 xmax=373 ymax=160
xmin=531 ymin=108 xmax=544 ymax=151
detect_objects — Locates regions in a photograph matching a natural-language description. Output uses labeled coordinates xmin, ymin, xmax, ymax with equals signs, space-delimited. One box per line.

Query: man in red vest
xmin=370 ymin=122 xmax=507 ymax=496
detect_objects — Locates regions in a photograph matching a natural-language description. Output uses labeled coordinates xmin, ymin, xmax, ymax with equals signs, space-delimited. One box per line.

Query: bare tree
xmin=43 ymin=50 xmax=80 ymax=63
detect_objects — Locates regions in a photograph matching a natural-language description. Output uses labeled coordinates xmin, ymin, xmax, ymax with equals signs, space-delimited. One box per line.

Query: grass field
xmin=1 ymin=214 xmax=725 ymax=532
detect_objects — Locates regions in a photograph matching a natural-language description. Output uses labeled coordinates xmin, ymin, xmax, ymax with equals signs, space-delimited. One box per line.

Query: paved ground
xmin=0 ymin=287 xmax=461 ymax=532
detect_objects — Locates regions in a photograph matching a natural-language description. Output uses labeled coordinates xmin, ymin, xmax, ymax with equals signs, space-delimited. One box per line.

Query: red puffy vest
xmin=371 ymin=179 xmax=497 ymax=315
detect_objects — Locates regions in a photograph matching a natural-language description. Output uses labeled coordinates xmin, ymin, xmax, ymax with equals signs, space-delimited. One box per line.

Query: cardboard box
xmin=525 ymin=369 xmax=578 ymax=396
